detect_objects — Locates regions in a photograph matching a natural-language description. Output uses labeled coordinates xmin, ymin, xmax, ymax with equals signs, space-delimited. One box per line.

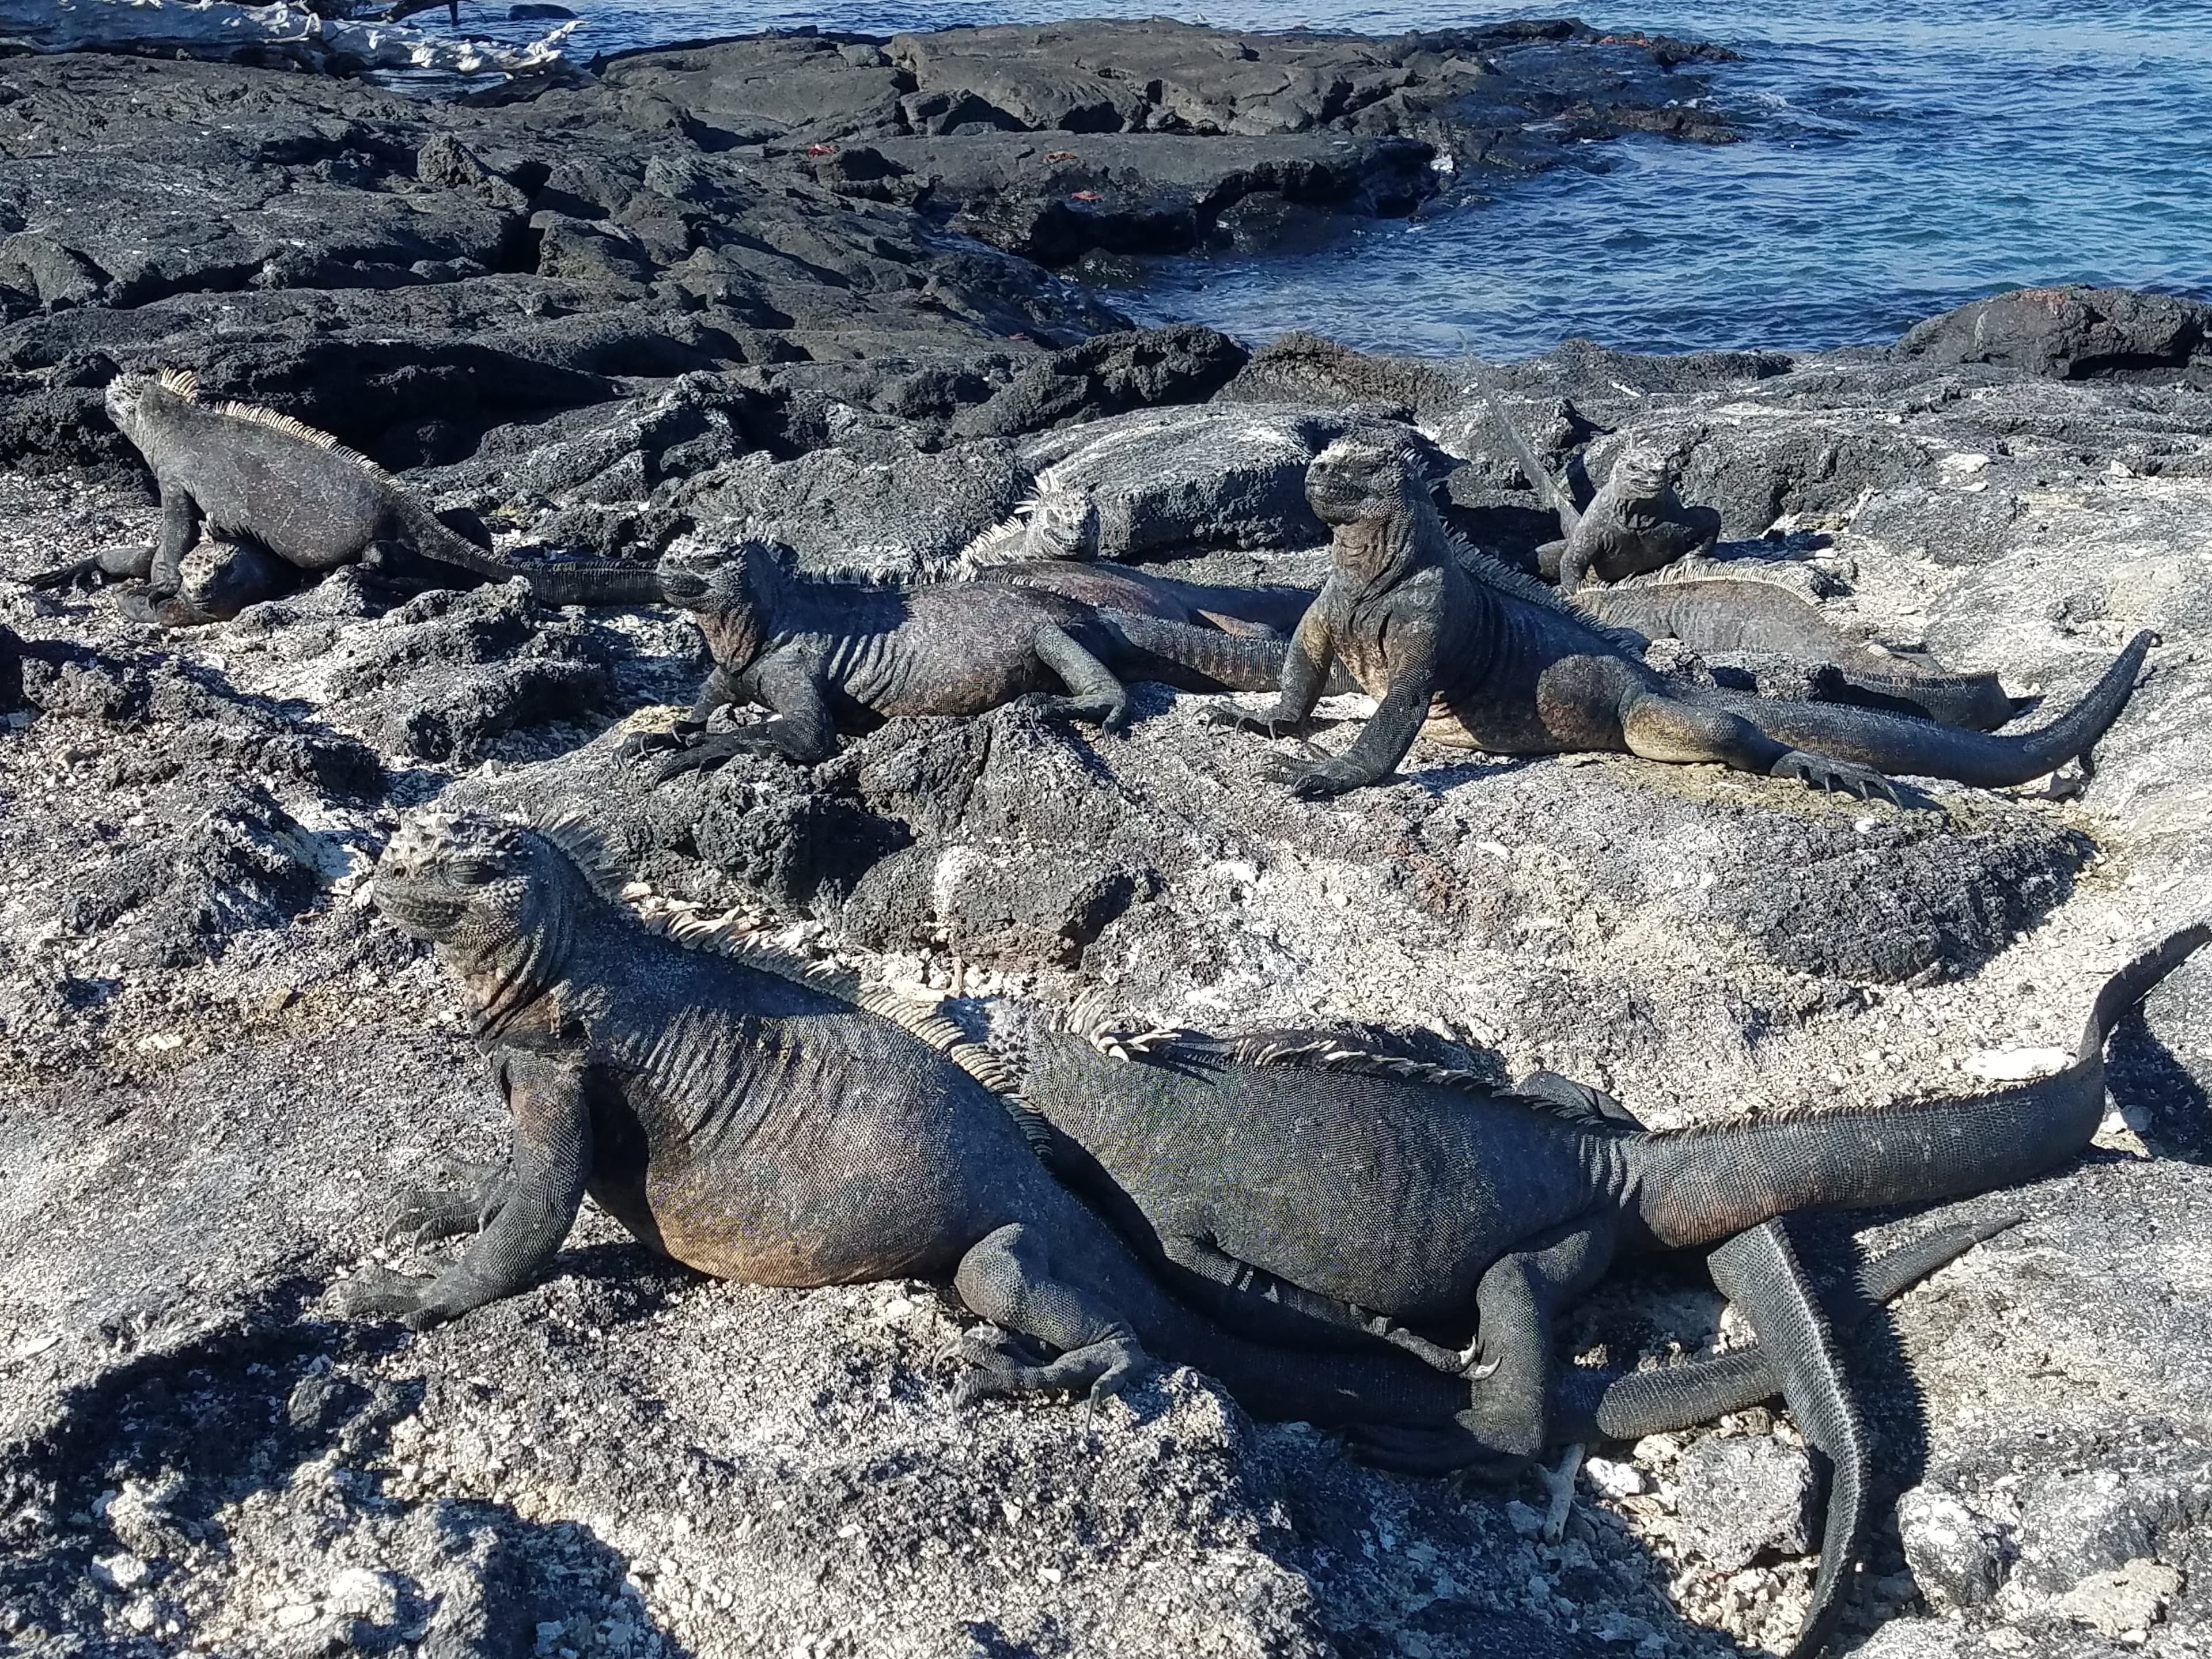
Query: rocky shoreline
xmin=3 ymin=22 xmax=2212 ymax=1659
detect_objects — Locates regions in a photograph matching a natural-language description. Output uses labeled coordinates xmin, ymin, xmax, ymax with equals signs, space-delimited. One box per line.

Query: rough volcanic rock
xmin=1899 ymin=285 xmax=2212 ymax=380
xmin=1 ymin=33 xmax=2211 ymax=1659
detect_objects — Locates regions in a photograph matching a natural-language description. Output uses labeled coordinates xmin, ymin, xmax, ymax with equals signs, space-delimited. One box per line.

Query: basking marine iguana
xmin=1473 ymin=382 xmax=1719 ymax=596
xmin=344 ymin=804 xmax=1993 ymax=1561
xmin=1014 ymin=927 xmax=2203 ymax=1653
xmin=1581 ymin=564 xmax=2028 ymax=733
xmin=24 ymin=370 xmax=658 ymax=626
xmin=629 ymin=539 xmax=1344 ymax=777
xmin=1209 ymin=431 xmax=2150 ymax=800
xmin=344 ymin=809 xmax=1508 ymax=1452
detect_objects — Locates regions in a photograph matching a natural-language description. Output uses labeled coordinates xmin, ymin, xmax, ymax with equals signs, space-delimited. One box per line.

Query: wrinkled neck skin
xmin=1330 ymin=487 xmax=1438 ymax=599
xmin=696 ymin=569 xmax=775 ymax=675
xmin=438 ymin=878 xmax=581 ymax=1039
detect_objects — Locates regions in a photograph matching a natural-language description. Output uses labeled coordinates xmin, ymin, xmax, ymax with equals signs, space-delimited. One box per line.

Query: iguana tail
xmin=1623 ymin=923 xmax=2208 ymax=1249
xmin=1469 ymin=367 xmax=1579 ymax=532
xmin=1704 ymin=630 xmax=2152 ymax=786
xmin=1096 ymin=609 xmax=1359 ymax=695
xmin=393 ymin=498 xmax=663 ymax=608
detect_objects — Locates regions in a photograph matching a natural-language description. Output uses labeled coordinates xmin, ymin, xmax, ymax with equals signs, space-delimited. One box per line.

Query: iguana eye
xmin=446 ymin=855 xmax=506 ymax=886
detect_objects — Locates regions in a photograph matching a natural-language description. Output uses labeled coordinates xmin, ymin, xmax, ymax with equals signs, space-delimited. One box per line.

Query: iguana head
xmin=104 ymin=369 xmax=197 ymax=451
xmin=656 ymin=538 xmax=784 ymax=668
xmin=1305 ymin=430 xmax=1431 ymax=528
xmin=373 ymin=810 xmax=583 ymax=961
xmin=1607 ymin=442 xmax=1677 ymax=502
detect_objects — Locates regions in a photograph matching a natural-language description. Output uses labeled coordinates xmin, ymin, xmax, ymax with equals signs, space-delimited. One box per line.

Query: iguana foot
xmin=1770 ymin=749 xmax=1906 ymax=805
xmin=1012 ymin=691 xmax=1130 ymax=732
xmin=955 ymin=1325 xmax=1150 ymax=1406
xmin=654 ymin=730 xmax=779 ymax=781
xmin=381 ymin=1164 xmax=511 ymax=1251
xmin=620 ymin=721 xmax=705 ymax=766
xmin=1201 ymin=704 xmax=1300 ymax=739
xmin=1262 ymin=755 xmax=1360 ymax=798
xmin=21 ymin=556 xmax=103 ymax=591
xmin=330 ymin=1264 xmax=450 ymax=1331
xmin=1538 ymin=1442 xmax=1585 ymax=1543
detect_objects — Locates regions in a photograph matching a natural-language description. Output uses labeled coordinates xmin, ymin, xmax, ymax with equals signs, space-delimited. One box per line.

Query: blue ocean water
xmin=460 ymin=1 xmax=2212 ymax=357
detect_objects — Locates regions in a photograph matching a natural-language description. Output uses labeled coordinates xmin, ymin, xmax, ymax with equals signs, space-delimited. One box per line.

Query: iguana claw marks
xmin=1224 ymin=430 xmax=2151 ymax=799
xmin=355 ymin=809 xmax=1497 ymax=1443
xmin=37 ymin=369 xmax=658 ymax=624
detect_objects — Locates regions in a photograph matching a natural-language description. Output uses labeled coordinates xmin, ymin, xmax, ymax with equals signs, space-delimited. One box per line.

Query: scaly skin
xmin=1581 ymin=575 xmax=2027 ymax=732
xmin=1212 ymin=431 xmax=2151 ymax=800
xmin=1538 ymin=444 xmax=1723 ymax=596
xmin=631 ymin=540 xmax=1331 ymax=777
xmin=1018 ymin=933 xmax=2200 ymax=1652
xmin=342 ymin=811 xmax=1496 ymax=1454
xmin=25 ymin=372 xmax=657 ymax=625
xmin=1020 ymin=925 xmax=2203 ymax=1456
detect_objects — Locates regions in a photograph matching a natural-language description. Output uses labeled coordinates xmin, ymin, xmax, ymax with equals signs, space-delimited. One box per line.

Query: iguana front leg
xmin=952 ymin=1222 xmax=1152 ymax=1404
xmin=334 ymin=1050 xmax=590 ymax=1330
xmin=380 ymin=1157 xmax=515 ymax=1251
xmin=1271 ymin=611 xmax=1440 ymax=797
xmin=142 ymin=488 xmax=204 ymax=597
xmin=656 ymin=653 xmax=839 ymax=775
xmin=1206 ymin=600 xmax=1335 ymax=738
xmin=21 ymin=541 xmax=155 ymax=592
xmin=623 ymin=666 xmax=736 ymax=764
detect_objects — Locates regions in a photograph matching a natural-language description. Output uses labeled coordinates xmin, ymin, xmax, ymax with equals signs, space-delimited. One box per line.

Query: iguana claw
xmin=620 ymin=721 xmax=703 ymax=765
xmin=1771 ymin=749 xmax=1906 ymax=804
xmin=654 ymin=730 xmax=778 ymax=781
xmin=1202 ymin=704 xmax=1296 ymax=738
xmin=330 ymin=1264 xmax=447 ymax=1329
xmin=955 ymin=1327 xmax=1150 ymax=1406
xmin=21 ymin=556 xmax=103 ymax=592
xmin=1263 ymin=755 xmax=1355 ymax=798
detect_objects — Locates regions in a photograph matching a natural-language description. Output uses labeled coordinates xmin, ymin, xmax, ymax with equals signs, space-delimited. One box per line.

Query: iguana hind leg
xmin=1019 ymin=623 xmax=1131 ymax=732
xmin=1618 ymin=687 xmax=1905 ymax=804
xmin=953 ymin=1221 xmax=1151 ymax=1404
xmin=1456 ymin=1218 xmax=1617 ymax=1469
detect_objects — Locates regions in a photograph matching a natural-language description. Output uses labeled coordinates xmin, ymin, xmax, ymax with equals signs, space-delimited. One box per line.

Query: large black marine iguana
xmin=1581 ymin=566 xmax=2028 ymax=733
xmin=342 ymin=808 xmax=1509 ymax=1450
xmin=1209 ymin=430 xmax=2150 ymax=800
xmin=630 ymin=539 xmax=1342 ymax=776
xmin=25 ymin=370 xmax=658 ymax=625
xmin=1015 ymin=927 xmax=2203 ymax=1652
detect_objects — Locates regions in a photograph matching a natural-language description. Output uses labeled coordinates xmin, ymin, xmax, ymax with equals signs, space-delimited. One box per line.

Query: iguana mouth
xmin=369 ymin=881 xmax=471 ymax=940
xmin=656 ymin=565 xmax=710 ymax=605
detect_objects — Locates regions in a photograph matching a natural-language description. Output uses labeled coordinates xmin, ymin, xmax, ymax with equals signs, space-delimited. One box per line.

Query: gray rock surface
xmin=1673 ymin=1435 xmax=1817 ymax=1571
xmin=2 ymin=32 xmax=2212 ymax=1659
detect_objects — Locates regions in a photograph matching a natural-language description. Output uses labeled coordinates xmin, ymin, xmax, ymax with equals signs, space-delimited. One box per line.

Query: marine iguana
xmin=342 ymin=809 xmax=1499 ymax=1452
xmin=630 ymin=539 xmax=1336 ymax=777
xmin=1015 ymin=929 xmax=2202 ymax=1652
xmin=1208 ymin=430 xmax=2150 ymax=800
xmin=1475 ymin=384 xmax=1719 ymax=595
xmin=1580 ymin=565 xmax=2028 ymax=732
xmin=24 ymin=370 xmax=658 ymax=625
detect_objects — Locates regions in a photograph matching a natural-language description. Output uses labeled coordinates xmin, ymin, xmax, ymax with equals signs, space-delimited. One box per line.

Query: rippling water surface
xmin=461 ymin=1 xmax=2212 ymax=357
